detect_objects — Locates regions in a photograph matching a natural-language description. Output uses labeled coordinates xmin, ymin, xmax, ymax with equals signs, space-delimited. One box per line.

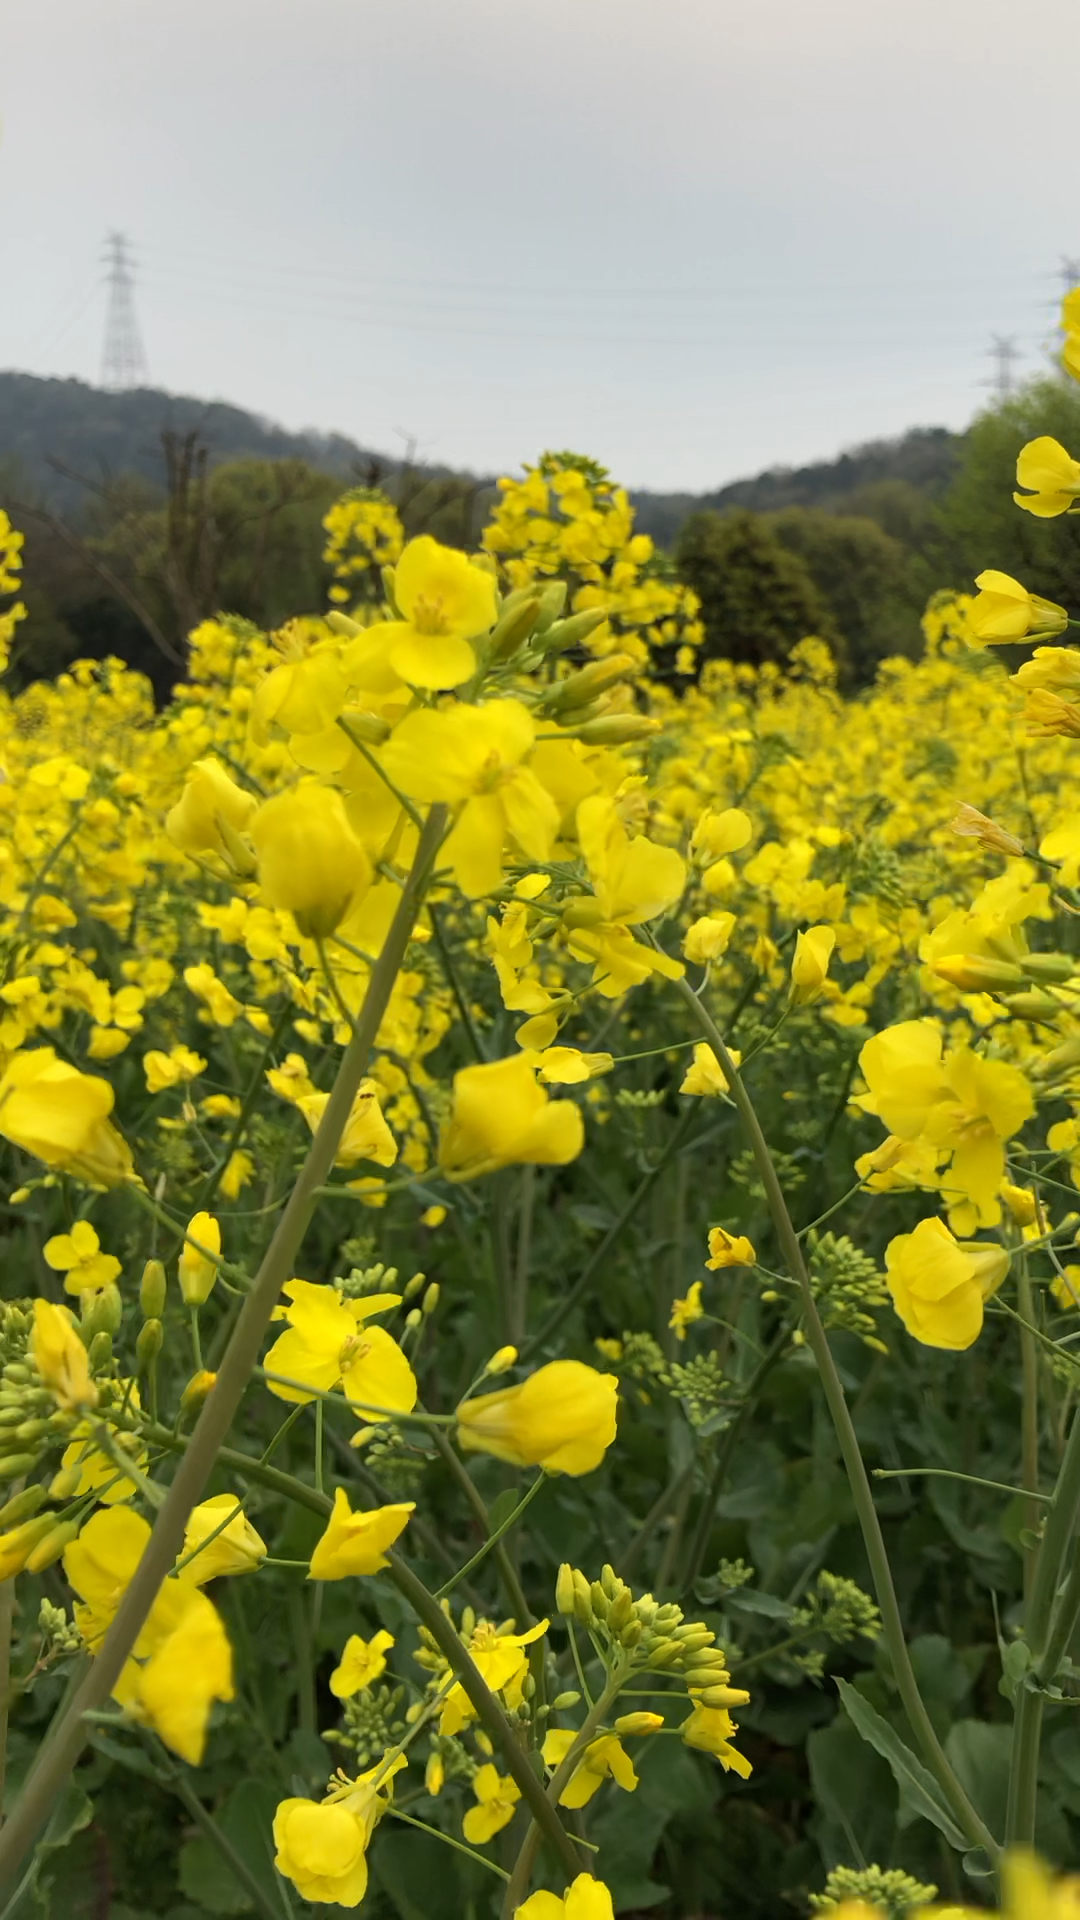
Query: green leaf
xmin=178 ymin=1836 xmax=254 ymax=1916
xmin=486 ymin=1486 xmax=522 ymax=1532
xmin=835 ymin=1677 xmax=968 ymax=1851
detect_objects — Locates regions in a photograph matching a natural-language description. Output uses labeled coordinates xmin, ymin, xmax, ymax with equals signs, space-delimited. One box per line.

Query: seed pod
xmin=25 ymin=1519 xmax=81 ymax=1575
xmin=139 ymin=1259 xmax=167 ymax=1321
xmin=0 ymin=1484 xmax=46 ymax=1529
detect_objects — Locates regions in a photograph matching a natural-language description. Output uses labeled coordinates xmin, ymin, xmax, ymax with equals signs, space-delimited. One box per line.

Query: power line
xmin=101 ymin=232 xmax=149 ymax=391
xmin=982 ymin=334 xmax=1021 ymax=399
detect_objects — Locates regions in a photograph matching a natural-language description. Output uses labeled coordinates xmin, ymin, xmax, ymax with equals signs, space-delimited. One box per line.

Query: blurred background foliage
xmin=6 ymin=370 xmax=1080 ymax=699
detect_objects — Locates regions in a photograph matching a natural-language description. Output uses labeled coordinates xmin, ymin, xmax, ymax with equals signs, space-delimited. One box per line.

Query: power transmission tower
xmin=101 ymin=232 xmax=148 ymax=390
xmin=983 ymin=334 xmax=1020 ymax=399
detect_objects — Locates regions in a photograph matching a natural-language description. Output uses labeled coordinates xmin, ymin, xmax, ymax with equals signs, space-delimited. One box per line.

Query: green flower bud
xmin=422 ymin=1284 xmax=440 ymax=1316
xmin=139 ymin=1259 xmax=167 ymax=1320
xmin=555 ymin=1563 xmax=577 ymax=1616
xmin=25 ymin=1519 xmax=81 ymax=1575
xmin=136 ymin=1320 xmax=163 ymax=1374
xmin=572 ymin=1569 xmax=594 ymax=1628
xmin=87 ymin=1333 xmax=113 ymax=1372
xmin=551 ymin=1690 xmax=581 ymax=1710
xmin=0 ymin=1455 xmax=39 ymax=1483
xmin=0 ymin=1484 xmax=46 ymax=1529
xmin=607 ymin=1590 xmax=633 ymax=1633
xmin=533 ymin=581 xmax=568 ymax=633
xmin=618 ymin=1620 xmax=644 ymax=1649
xmin=537 ymin=606 xmax=609 ymax=655
xmin=14 ymin=1420 xmax=49 ymax=1446
xmin=486 ymin=594 xmax=543 ymax=663
xmin=589 ymin=1581 xmax=610 ymax=1621
xmin=82 ymin=1285 xmax=122 ymax=1341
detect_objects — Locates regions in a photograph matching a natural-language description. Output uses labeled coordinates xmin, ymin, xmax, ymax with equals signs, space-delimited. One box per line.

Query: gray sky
xmin=3 ymin=0 xmax=1078 ymax=491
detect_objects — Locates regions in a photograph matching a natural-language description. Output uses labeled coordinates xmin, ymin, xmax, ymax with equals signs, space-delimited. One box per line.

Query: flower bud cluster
xmin=0 ymin=1304 xmax=87 ymax=1482
xmin=556 ymin=1562 xmax=748 ymax=1707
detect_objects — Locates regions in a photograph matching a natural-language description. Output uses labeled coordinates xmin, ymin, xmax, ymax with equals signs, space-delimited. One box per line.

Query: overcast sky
xmin=2 ymin=0 xmax=1078 ymax=491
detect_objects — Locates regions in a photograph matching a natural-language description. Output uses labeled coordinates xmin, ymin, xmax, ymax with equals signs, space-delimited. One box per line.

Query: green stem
xmin=1018 ymin=1252 xmax=1041 ymax=1609
xmin=195 ymin=999 xmax=293 ymax=1218
xmin=0 ymin=1578 xmax=13 ymax=1825
xmin=670 ymin=972 xmax=999 ymax=1862
xmin=873 ymin=1468 xmax=1051 ymax=1503
xmin=0 ymin=804 xmax=449 ymax=1894
xmin=500 ymin=1676 xmax=622 ymax=1920
xmin=427 ymin=901 xmax=486 ymax=1062
xmin=680 ymin=1335 xmax=787 ymax=1594
xmin=164 ymin=1761 xmax=287 ymax=1920
xmin=431 ymin=1428 xmax=533 ymax=1626
xmin=386 ymin=1551 xmax=582 ymax=1888
xmin=436 ymin=1474 xmax=545 ymax=1601
xmin=520 ymin=1103 xmax=699 ymax=1364
xmin=1006 ymin=1396 xmax=1080 ymax=1845
xmin=386 ymin=1806 xmax=510 ymax=1880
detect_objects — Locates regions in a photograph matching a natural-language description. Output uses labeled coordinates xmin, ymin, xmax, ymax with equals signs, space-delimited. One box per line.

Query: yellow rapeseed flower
xmin=0 ymin=1048 xmax=132 ymax=1186
xmin=1013 ymin=437 xmax=1080 ymax=518
xmin=329 ymin=1628 xmax=395 ymax=1699
xmin=438 ymin=1053 xmax=584 ymax=1180
xmin=43 ymin=1219 xmax=121 ymax=1297
xmin=264 ymin=1279 xmax=415 ymax=1421
xmin=968 ymin=570 xmax=1069 ymax=644
xmin=251 ymin=781 xmax=372 ymax=938
xmin=517 ymin=1875 xmax=615 ymax=1920
xmin=178 ymin=1211 xmax=221 ymax=1307
xmin=380 ymin=534 xmax=497 ymax=689
xmin=380 ymin=699 xmax=559 ymax=898
xmin=307 ymin=1490 xmax=414 ymax=1579
xmin=462 ymin=1763 xmax=520 ymax=1843
xmin=181 ymin=1495 xmax=267 ymax=1583
xmin=456 ymin=1359 xmax=618 ymax=1476
xmin=30 ymin=1299 xmax=97 ymax=1412
xmin=884 ymin=1216 xmax=1009 ymax=1350
xmin=541 ymin=1728 xmax=638 ymax=1808
xmin=705 ymin=1226 xmax=756 ymax=1269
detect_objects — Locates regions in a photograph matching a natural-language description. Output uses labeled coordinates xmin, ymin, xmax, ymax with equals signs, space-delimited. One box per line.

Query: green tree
xmin=932 ymin=377 xmax=1080 ymax=611
xmin=765 ymin=507 xmax=923 ymax=677
xmin=675 ymin=509 xmax=842 ymax=670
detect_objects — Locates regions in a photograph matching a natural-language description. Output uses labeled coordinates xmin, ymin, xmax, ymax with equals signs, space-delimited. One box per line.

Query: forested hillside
xmin=4 ymin=369 xmax=1080 ymax=695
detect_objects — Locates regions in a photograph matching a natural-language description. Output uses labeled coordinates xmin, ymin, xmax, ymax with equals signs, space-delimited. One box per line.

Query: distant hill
xmin=0 ymin=371 xmax=961 ymax=546
xmin=0 ymin=371 xmax=393 ymax=512
xmin=631 ymin=427 xmax=962 ymax=545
